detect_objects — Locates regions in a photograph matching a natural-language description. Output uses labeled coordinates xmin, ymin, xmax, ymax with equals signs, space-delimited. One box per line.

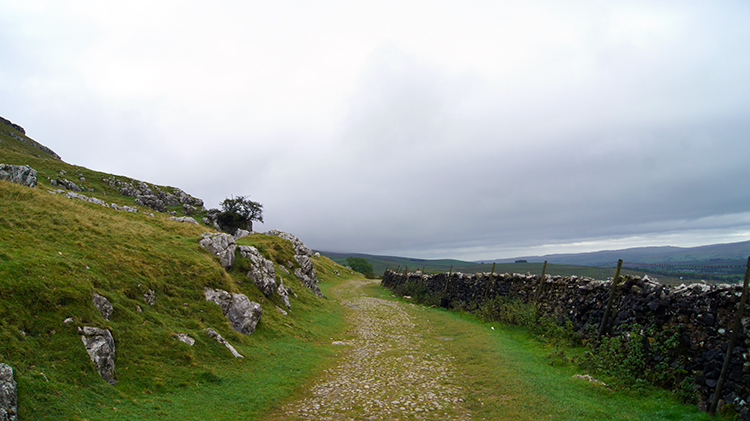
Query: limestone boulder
xmin=234 ymin=229 xmax=252 ymax=239
xmin=267 ymin=230 xmax=323 ymax=297
xmin=134 ymin=194 xmax=167 ymax=213
xmin=79 ymin=327 xmax=117 ymax=385
xmin=92 ymin=293 xmax=113 ymax=320
xmin=169 ymin=216 xmax=199 ymax=225
xmin=204 ymin=288 xmax=262 ymax=334
xmin=0 ymin=363 xmax=17 ymax=421
xmin=267 ymin=230 xmax=313 ymax=257
xmin=50 ymin=178 xmax=81 ymax=191
xmin=238 ymin=245 xmax=277 ymax=296
xmin=174 ymin=333 xmax=195 ymax=346
xmin=204 ymin=328 xmax=243 ymax=358
xmin=277 ymin=278 xmax=291 ymax=309
xmin=0 ymin=164 xmax=37 ymax=188
xmin=199 ymin=233 xmax=237 ymax=269
xmin=295 ymin=255 xmax=323 ymax=297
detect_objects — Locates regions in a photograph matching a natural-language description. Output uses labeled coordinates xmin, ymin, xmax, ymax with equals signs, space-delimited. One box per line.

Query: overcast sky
xmin=2 ymin=1 xmax=750 ymax=260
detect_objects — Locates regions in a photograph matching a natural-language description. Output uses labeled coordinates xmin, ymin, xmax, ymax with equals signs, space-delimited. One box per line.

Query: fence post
xmin=535 ymin=261 xmax=548 ymax=303
xmin=485 ymin=262 xmax=496 ymax=299
xmin=444 ymin=265 xmax=453 ymax=294
xmin=709 ymin=256 xmax=750 ymax=416
xmin=597 ymin=259 xmax=624 ymax=340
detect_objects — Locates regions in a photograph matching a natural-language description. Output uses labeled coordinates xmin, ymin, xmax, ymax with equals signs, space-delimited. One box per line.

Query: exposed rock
xmin=105 ymin=177 xmax=203 ymax=214
xmin=134 ymin=194 xmax=167 ymax=213
xmin=203 ymin=328 xmax=243 ymax=358
xmin=204 ymin=288 xmax=262 ymax=334
xmin=238 ymin=245 xmax=277 ymax=297
xmin=0 ymin=363 xmax=17 ymax=421
xmin=204 ymin=287 xmax=233 ymax=314
xmin=295 ymin=254 xmax=323 ymax=297
xmin=143 ymin=289 xmax=156 ymax=305
xmin=182 ymin=203 xmax=197 ymax=215
xmin=172 ymin=187 xmax=204 ymax=208
xmin=276 ymin=306 xmax=288 ymax=316
xmin=573 ymin=374 xmax=608 ymax=388
xmin=63 ymin=317 xmax=74 ymax=325
xmin=1 ymin=116 xmax=61 ymax=159
xmin=92 ymin=293 xmax=113 ymax=320
xmin=50 ymin=178 xmax=81 ymax=192
xmin=267 ymin=230 xmax=323 ymax=297
xmin=78 ymin=327 xmax=117 ymax=385
xmin=267 ymin=230 xmax=314 ymax=257
xmin=234 ymin=229 xmax=252 ymax=239
xmin=110 ymin=203 xmax=138 ymax=213
xmin=51 ymin=190 xmax=109 ymax=208
xmin=0 ymin=116 xmax=25 ymax=134
xmin=204 ymin=209 xmax=223 ymax=231
xmin=0 ymin=164 xmax=37 ymax=188
xmin=199 ymin=233 xmax=237 ymax=269
xmin=278 ymin=278 xmax=291 ymax=309
xmin=174 ymin=333 xmax=195 ymax=346
xmin=168 ymin=216 xmax=199 ymax=225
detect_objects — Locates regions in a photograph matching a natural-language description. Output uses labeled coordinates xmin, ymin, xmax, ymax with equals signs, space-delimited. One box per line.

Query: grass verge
xmin=373 ymin=284 xmax=714 ymax=420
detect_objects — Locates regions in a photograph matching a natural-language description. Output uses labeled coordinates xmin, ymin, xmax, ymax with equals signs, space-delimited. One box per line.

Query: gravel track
xmin=278 ymin=279 xmax=471 ymax=420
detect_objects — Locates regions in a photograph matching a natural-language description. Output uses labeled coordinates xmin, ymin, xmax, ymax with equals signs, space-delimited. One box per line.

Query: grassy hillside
xmin=321 ymin=251 xmax=494 ymax=276
xmin=0 ymin=128 xmax=361 ymax=419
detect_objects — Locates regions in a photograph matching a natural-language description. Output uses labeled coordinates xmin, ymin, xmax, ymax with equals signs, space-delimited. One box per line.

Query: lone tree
xmin=217 ymin=196 xmax=263 ymax=233
xmin=346 ymin=257 xmax=376 ymax=279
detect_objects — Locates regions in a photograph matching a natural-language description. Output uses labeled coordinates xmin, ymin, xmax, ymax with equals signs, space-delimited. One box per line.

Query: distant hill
xmin=319 ymin=251 xmax=492 ymax=276
xmin=489 ymin=241 xmax=750 ymax=267
xmin=323 ymin=239 xmax=750 ymax=284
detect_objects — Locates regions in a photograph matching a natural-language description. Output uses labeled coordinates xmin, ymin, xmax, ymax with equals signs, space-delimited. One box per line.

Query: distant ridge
xmin=487 ymin=240 xmax=750 ymax=267
xmin=1 ymin=115 xmax=61 ymax=160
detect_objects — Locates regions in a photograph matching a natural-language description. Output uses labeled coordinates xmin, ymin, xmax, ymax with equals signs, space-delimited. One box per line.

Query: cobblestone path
xmin=278 ymin=279 xmax=471 ymax=420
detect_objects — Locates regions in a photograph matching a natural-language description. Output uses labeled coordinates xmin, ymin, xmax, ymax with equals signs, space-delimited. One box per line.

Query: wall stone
xmin=382 ymin=269 xmax=750 ymax=416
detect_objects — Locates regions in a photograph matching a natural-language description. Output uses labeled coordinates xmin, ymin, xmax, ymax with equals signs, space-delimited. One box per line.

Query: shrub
xmin=217 ymin=196 xmax=263 ymax=233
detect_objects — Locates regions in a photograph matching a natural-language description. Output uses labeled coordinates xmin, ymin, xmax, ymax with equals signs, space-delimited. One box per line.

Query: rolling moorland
xmin=0 ymin=116 xmax=733 ymax=419
xmin=323 ymin=240 xmax=750 ymax=285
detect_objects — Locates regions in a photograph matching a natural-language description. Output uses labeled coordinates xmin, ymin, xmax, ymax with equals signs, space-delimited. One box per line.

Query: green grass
xmin=0 ymin=176 xmax=360 ymax=419
xmin=367 ymin=284 xmax=714 ymax=420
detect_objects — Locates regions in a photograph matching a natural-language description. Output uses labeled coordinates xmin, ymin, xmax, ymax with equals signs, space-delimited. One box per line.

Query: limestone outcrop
xmin=266 ymin=230 xmax=323 ymax=297
xmin=102 ymin=177 xmax=203 ymax=214
xmin=49 ymin=178 xmax=82 ymax=192
xmin=92 ymin=293 xmax=113 ymax=320
xmin=0 ymin=164 xmax=37 ymax=188
xmin=1 ymin=116 xmax=61 ymax=159
xmin=203 ymin=328 xmax=243 ymax=358
xmin=238 ymin=245 xmax=277 ymax=296
xmin=169 ymin=216 xmax=199 ymax=225
xmin=0 ymin=363 xmax=17 ymax=421
xmin=199 ymin=233 xmax=237 ymax=269
xmin=174 ymin=333 xmax=195 ymax=346
xmin=78 ymin=327 xmax=117 ymax=385
xmin=204 ymin=288 xmax=262 ymax=334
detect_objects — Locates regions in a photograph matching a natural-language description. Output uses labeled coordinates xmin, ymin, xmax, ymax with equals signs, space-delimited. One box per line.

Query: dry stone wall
xmin=382 ymin=269 xmax=750 ymax=416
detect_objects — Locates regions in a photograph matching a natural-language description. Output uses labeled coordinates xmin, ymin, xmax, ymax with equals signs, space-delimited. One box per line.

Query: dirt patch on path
xmin=276 ymin=279 xmax=471 ymax=420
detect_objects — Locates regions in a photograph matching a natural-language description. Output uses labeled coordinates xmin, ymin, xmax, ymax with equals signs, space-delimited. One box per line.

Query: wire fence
xmin=515 ymin=261 xmax=748 ymax=286
xmin=389 ymin=260 xmax=748 ymax=286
